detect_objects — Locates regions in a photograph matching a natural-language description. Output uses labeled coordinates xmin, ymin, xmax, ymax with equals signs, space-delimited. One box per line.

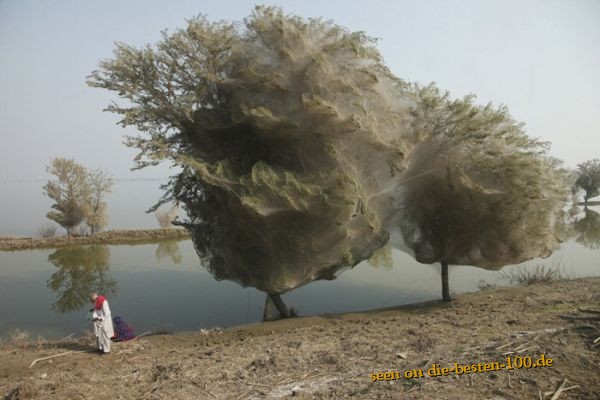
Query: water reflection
xmin=573 ymin=209 xmax=600 ymax=249
xmin=47 ymin=245 xmax=117 ymax=313
xmin=155 ymin=240 xmax=182 ymax=264
xmin=0 ymin=232 xmax=598 ymax=339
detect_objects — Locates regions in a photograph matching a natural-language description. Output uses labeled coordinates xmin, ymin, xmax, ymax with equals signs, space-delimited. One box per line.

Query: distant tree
xmin=575 ymin=158 xmax=600 ymax=204
xmin=43 ymin=158 xmax=91 ymax=235
xmin=154 ymin=203 xmax=179 ymax=229
xmin=43 ymin=158 xmax=114 ymax=235
xmin=86 ymin=169 xmax=114 ymax=234
xmin=37 ymin=223 xmax=58 ymax=238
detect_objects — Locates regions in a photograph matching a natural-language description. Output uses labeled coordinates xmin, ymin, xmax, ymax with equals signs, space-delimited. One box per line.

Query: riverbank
xmin=1 ymin=277 xmax=598 ymax=399
xmin=0 ymin=229 xmax=190 ymax=251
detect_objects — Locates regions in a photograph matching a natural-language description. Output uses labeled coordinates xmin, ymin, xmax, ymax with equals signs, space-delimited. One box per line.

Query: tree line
xmin=42 ymin=157 xmax=181 ymax=236
xmin=40 ymin=156 xmax=599 ymax=237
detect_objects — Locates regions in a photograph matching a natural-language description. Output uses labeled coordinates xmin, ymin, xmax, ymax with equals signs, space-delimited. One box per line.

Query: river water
xmin=1 ymin=208 xmax=598 ymax=339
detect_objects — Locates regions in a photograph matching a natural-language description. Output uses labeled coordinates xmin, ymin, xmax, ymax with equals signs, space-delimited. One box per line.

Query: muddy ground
xmin=0 ymin=229 xmax=190 ymax=251
xmin=1 ymin=277 xmax=599 ymax=399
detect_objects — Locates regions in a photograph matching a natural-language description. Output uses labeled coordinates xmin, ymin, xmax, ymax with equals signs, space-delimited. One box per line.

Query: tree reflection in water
xmin=47 ymin=245 xmax=117 ymax=313
xmin=574 ymin=208 xmax=600 ymax=250
xmin=155 ymin=240 xmax=182 ymax=264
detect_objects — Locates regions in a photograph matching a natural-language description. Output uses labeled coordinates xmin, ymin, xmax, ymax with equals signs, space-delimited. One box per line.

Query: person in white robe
xmin=89 ymin=292 xmax=115 ymax=354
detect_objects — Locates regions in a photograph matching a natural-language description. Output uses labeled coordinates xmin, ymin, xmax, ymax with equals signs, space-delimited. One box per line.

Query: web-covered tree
xmin=43 ymin=158 xmax=91 ymax=236
xmin=154 ymin=203 xmax=180 ymax=229
xmin=86 ymin=169 xmax=114 ymax=234
xmin=43 ymin=158 xmax=114 ymax=236
xmin=88 ymin=7 xmax=569 ymax=317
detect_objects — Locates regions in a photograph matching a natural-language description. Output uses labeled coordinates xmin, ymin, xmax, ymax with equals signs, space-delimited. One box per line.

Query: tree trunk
xmin=263 ymin=293 xmax=290 ymax=321
xmin=441 ymin=260 xmax=451 ymax=301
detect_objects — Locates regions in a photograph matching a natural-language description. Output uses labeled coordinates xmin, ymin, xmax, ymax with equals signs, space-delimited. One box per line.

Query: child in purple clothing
xmin=112 ymin=316 xmax=136 ymax=341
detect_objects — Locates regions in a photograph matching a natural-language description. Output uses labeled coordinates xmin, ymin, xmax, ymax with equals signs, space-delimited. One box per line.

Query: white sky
xmin=0 ymin=0 xmax=598 ymax=233
xmin=1 ymin=0 xmax=598 ymax=177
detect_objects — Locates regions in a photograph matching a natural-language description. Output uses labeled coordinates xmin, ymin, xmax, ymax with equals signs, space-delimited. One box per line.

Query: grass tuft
xmin=500 ymin=263 xmax=564 ymax=286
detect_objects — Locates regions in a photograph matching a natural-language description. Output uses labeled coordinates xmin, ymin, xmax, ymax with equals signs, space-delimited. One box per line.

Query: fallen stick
xmin=544 ymin=385 xmax=580 ymax=397
xmin=549 ymin=378 xmax=568 ymax=400
xmin=244 ymin=382 xmax=271 ymax=388
xmin=514 ymin=340 xmax=535 ymax=351
xmin=235 ymin=391 xmax=252 ymax=400
xmin=577 ymin=307 xmax=600 ymax=314
xmin=400 ymin=386 xmax=419 ymax=397
xmin=141 ymin=384 xmax=158 ymax=399
xmin=133 ymin=330 xmax=152 ymax=340
xmin=496 ymin=341 xmax=517 ymax=350
xmin=122 ymin=330 xmax=152 ymax=343
xmin=421 ymin=359 xmax=434 ymax=370
xmin=516 ymin=346 xmax=536 ymax=353
xmin=560 ymin=314 xmax=600 ymax=321
xmin=573 ymin=324 xmax=597 ymax=331
xmin=519 ymin=328 xmax=568 ymax=336
xmin=29 ymin=350 xmax=90 ymax=368
xmin=59 ymin=333 xmax=75 ymax=342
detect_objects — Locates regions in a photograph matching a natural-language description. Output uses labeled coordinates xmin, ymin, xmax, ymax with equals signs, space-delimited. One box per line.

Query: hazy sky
xmin=1 ymin=0 xmax=599 ymax=233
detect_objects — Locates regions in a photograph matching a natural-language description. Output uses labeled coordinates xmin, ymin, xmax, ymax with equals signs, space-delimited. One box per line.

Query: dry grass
xmin=1 ymin=278 xmax=599 ymax=399
xmin=501 ymin=263 xmax=565 ymax=286
xmin=0 ymin=329 xmax=50 ymax=351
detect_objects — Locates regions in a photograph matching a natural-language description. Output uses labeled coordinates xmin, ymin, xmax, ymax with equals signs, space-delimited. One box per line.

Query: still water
xmin=1 ymin=208 xmax=598 ymax=339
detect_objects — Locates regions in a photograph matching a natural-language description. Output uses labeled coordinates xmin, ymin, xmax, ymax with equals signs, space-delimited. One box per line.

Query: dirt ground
xmin=1 ymin=277 xmax=599 ymax=399
xmin=0 ymin=229 xmax=190 ymax=251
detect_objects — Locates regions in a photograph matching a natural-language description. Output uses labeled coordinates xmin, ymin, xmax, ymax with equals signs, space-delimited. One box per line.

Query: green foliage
xmin=88 ymin=7 xmax=570 ymax=293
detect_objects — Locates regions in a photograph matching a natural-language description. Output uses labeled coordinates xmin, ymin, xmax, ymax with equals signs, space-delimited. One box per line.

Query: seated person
xmin=112 ymin=316 xmax=136 ymax=341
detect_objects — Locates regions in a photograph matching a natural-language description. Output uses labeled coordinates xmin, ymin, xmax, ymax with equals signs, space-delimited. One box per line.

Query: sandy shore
xmin=1 ymin=277 xmax=599 ymax=399
xmin=0 ymin=229 xmax=190 ymax=251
